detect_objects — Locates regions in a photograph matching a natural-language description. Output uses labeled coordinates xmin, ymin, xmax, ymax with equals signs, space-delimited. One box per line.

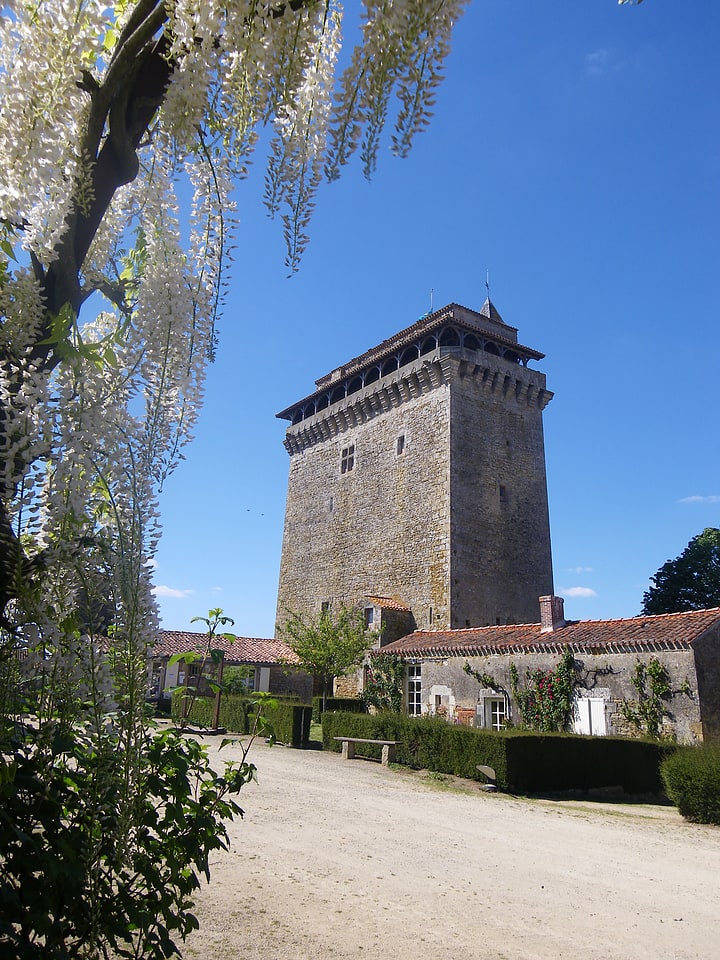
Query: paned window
xmin=340 ymin=444 xmax=355 ymax=474
xmin=476 ymin=696 xmax=506 ymax=730
xmin=408 ymin=663 xmax=422 ymax=716
xmin=488 ymin=698 xmax=506 ymax=731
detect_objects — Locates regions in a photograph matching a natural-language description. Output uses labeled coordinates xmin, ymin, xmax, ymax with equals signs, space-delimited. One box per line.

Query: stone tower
xmin=275 ymin=300 xmax=554 ymax=633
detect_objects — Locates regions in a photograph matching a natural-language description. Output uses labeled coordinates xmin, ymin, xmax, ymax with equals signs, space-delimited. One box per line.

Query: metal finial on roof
xmin=418 ymin=288 xmax=434 ymax=321
xmin=485 ymin=269 xmax=490 ymax=299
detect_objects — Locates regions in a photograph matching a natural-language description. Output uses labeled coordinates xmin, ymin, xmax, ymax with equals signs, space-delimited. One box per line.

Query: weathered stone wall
xmin=268 ymin=666 xmax=313 ymax=702
xmin=276 ymin=357 xmax=452 ymax=630
xmin=692 ymin=628 xmax=720 ymax=741
xmin=449 ymin=355 xmax=554 ymax=626
xmin=334 ymin=672 xmax=362 ymax=698
xmin=377 ymin=608 xmax=417 ymax=646
xmin=415 ymin=648 xmax=703 ymax=743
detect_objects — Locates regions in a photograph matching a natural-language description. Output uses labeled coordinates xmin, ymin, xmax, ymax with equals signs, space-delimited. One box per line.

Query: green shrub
xmin=321 ymin=712 xmax=508 ymax=786
xmin=0 ymin=727 xmax=252 ymax=959
xmin=254 ymin=700 xmax=312 ymax=748
xmin=312 ymin=696 xmax=366 ymax=723
xmin=321 ymin=713 xmax=671 ymax=795
xmin=661 ymin=744 xmax=720 ymax=823
xmin=172 ymin=690 xmax=312 ymax=747
xmin=502 ymin=731 xmax=674 ymax=795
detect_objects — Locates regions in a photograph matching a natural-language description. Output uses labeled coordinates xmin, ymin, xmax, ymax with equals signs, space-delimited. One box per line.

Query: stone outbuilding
xmin=148 ymin=630 xmax=312 ymax=704
xmin=379 ymin=597 xmax=720 ymax=744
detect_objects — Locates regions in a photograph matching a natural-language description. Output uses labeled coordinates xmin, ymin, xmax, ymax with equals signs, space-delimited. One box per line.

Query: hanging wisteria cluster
xmin=0 ymin=0 xmax=467 ymax=658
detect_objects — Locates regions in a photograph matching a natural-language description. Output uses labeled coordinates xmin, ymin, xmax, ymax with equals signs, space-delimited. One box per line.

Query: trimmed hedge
xmin=312 ymin=696 xmax=366 ymax=723
xmin=661 ymin=744 xmax=720 ymax=823
xmin=171 ymin=688 xmax=251 ymax=731
xmin=321 ymin=712 xmax=673 ymax=795
xmin=502 ymin=731 xmax=674 ymax=795
xmin=322 ymin=712 xmax=507 ymax=785
xmin=171 ymin=690 xmax=312 ymax=748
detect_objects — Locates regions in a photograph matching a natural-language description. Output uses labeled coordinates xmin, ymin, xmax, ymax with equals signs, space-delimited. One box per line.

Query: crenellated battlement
xmin=283 ymin=350 xmax=553 ymax=455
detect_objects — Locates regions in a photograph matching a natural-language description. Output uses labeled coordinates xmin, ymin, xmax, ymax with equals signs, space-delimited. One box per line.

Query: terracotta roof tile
xmin=152 ymin=630 xmax=300 ymax=665
xmin=365 ymin=595 xmax=412 ymax=612
xmin=379 ymin=608 xmax=720 ymax=658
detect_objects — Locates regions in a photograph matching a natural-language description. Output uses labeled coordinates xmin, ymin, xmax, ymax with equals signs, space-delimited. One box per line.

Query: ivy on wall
xmin=619 ymin=657 xmax=693 ymax=740
xmin=361 ymin=653 xmax=405 ymax=713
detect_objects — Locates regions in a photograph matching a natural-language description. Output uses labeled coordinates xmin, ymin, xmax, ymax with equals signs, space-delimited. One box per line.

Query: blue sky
xmin=151 ymin=0 xmax=720 ymax=636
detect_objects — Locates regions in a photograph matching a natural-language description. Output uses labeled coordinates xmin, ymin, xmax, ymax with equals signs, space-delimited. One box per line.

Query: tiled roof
xmin=312 ymin=301 xmax=541 ymax=386
xmin=276 ymin=301 xmax=544 ymax=420
xmin=152 ymin=630 xmax=300 ymax=665
xmin=365 ymin=595 xmax=412 ymax=612
xmin=379 ymin=608 xmax=720 ymax=658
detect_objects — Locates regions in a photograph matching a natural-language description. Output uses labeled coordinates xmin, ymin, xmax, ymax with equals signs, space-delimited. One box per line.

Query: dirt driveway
xmin=182 ymin=737 xmax=719 ymax=960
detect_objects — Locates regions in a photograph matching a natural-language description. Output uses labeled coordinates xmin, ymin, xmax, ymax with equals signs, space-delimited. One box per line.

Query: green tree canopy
xmin=642 ymin=528 xmax=720 ymax=615
xmin=280 ymin=604 xmax=374 ymax=706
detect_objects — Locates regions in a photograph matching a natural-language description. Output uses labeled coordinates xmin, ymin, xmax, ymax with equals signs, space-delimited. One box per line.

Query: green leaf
xmin=168 ymin=651 xmax=201 ymax=667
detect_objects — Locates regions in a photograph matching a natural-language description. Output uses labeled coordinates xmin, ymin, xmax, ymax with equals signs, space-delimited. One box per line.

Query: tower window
xmin=499 ymin=484 xmax=507 ymax=503
xmin=340 ymin=444 xmax=355 ymax=474
xmin=397 ymin=434 xmax=405 ymax=456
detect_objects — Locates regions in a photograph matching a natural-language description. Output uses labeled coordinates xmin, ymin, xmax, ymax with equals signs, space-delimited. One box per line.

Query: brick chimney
xmin=539 ymin=595 xmax=565 ymax=633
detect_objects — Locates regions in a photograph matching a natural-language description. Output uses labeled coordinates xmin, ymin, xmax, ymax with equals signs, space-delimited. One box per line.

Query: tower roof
xmin=277 ymin=301 xmax=545 ymax=422
xmin=479 ymin=297 xmax=503 ymax=323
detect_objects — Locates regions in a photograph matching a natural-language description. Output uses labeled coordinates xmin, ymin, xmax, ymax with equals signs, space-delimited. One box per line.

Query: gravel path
xmin=181 ymin=737 xmax=719 ymax=960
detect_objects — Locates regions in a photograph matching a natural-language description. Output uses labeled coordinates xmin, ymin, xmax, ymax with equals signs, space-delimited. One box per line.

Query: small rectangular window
xmin=499 ymin=484 xmax=507 ymax=503
xmin=364 ymin=607 xmax=375 ymax=629
xmin=489 ymin=698 xmax=506 ymax=731
xmin=396 ymin=435 xmax=405 ymax=456
xmin=476 ymin=697 xmax=507 ymax=731
xmin=340 ymin=444 xmax=355 ymax=474
xmin=408 ymin=663 xmax=422 ymax=716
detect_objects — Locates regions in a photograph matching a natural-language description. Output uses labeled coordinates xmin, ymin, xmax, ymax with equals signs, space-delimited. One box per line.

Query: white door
xmin=573 ymin=698 xmax=606 ymax=736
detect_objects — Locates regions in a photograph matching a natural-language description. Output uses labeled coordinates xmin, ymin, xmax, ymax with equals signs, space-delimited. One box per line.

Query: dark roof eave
xmin=276 ymin=304 xmax=545 ymax=420
xmin=378 ymin=607 xmax=720 ymax=658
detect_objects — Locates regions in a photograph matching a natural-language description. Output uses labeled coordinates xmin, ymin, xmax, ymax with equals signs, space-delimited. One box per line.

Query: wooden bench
xmin=334 ymin=736 xmax=402 ymax=767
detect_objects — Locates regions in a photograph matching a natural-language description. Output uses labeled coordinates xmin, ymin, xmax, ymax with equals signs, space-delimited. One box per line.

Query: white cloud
xmin=678 ymin=495 xmax=720 ymax=504
xmin=561 ymin=586 xmax=598 ymax=599
xmin=153 ymin=584 xmax=195 ymax=599
xmin=585 ymin=49 xmax=612 ymax=76
xmin=567 ymin=566 xmax=593 ymax=574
